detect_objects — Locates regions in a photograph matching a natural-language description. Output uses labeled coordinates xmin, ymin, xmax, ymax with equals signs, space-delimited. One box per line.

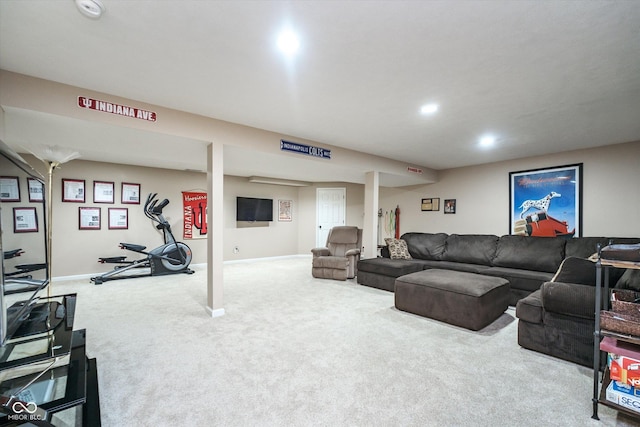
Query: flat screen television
xmin=236 ymin=197 xmax=273 ymax=222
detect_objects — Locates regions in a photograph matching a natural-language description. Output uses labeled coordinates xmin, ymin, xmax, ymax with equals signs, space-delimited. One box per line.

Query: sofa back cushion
xmin=493 ymin=235 xmax=565 ymax=273
xmin=565 ymin=237 xmax=609 ymax=259
xmin=401 ymin=232 xmax=448 ymax=260
xmin=442 ymin=234 xmax=498 ymax=265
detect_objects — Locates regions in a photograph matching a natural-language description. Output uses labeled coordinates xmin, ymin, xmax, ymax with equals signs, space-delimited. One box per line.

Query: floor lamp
xmin=28 ymin=146 xmax=80 ymax=296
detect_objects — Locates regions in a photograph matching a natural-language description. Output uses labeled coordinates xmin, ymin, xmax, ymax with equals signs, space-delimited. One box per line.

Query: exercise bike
xmin=90 ymin=193 xmax=194 ymax=284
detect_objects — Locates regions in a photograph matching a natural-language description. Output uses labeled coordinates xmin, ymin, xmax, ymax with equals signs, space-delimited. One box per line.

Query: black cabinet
xmin=0 ymin=294 xmax=100 ymax=426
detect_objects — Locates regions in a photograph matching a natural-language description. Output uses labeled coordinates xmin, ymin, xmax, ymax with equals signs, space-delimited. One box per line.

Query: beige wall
xmin=7 ymin=141 xmax=638 ymax=278
xmin=12 ymin=154 xmax=366 ymax=277
xmin=380 ymin=140 xmax=640 ymax=238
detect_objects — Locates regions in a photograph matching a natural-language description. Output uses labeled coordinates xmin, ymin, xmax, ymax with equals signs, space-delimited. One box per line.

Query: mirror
xmin=0 ymin=139 xmax=49 ymax=346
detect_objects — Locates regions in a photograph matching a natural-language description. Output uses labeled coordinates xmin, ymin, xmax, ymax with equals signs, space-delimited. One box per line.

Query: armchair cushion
xmin=311 ymin=248 xmax=330 ymax=257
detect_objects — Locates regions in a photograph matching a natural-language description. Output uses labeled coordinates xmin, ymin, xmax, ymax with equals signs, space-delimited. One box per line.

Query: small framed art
xmin=108 ymin=208 xmax=128 ymax=229
xmin=278 ymin=199 xmax=292 ymax=221
xmin=121 ymin=182 xmax=141 ymax=204
xmin=79 ymin=207 xmax=101 ymax=230
xmin=421 ymin=198 xmax=440 ymax=211
xmin=63 ymin=179 xmax=86 ymax=202
xmin=28 ymin=178 xmax=44 ymax=202
xmin=444 ymin=199 xmax=456 ymax=214
xmin=13 ymin=207 xmax=38 ymax=232
xmin=0 ymin=176 xmax=20 ymax=202
xmin=94 ymin=181 xmax=115 ymax=203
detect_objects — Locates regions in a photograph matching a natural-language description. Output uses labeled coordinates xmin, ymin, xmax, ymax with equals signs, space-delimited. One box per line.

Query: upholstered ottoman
xmin=394 ymin=269 xmax=510 ymax=331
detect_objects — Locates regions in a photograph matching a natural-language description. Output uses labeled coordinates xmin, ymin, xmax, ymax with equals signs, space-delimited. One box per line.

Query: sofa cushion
xmin=565 ymin=237 xmax=609 ymax=259
xmin=493 ymin=235 xmax=565 ymax=273
xmin=357 ymin=258 xmax=424 ymax=277
xmin=616 ymin=269 xmax=640 ymax=291
xmin=551 ymin=256 xmax=597 ymax=286
xmin=385 ymin=238 xmax=412 ymax=259
xmin=516 ymin=289 xmax=543 ymax=324
xmin=401 ymin=232 xmax=448 ymax=261
xmin=541 ymin=281 xmax=605 ymax=319
xmin=421 ymin=260 xmax=492 ymax=274
xmin=442 ymin=234 xmax=498 ymax=266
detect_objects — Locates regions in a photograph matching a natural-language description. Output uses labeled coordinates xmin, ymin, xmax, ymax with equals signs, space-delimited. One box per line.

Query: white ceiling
xmin=1 ymin=1 xmax=639 ymax=185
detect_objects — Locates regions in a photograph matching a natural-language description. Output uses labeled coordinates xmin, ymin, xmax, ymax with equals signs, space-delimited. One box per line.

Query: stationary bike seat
xmin=119 ymin=243 xmax=147 ymax=252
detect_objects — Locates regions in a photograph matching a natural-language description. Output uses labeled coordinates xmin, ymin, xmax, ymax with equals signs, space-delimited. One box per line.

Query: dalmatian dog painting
xmin=518 ymin=191 xmax=561 ymax=219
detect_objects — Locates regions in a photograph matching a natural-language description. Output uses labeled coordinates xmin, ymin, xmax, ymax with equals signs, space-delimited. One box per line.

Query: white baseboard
xmin=50 ymin=257 xmax=308 ymax=282
xmin=224 ymin=254 xmax=311 ymax=264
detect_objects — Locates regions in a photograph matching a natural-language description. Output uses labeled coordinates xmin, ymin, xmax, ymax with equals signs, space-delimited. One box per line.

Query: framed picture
xmin=278 ymin=199 xmax=292 ymax=221
xmin=28 ymin=178 xmax=44 ymax=202
xmin=79 ymin=207 xmax=101 ymax=230
xmin=108 ymin=208 xmax=128 ymax=229
xmin=63 ymin=178 xmax=86 ymax=202
xmin=421 ymin=198 xmax=440 ymax=211
xmin=121 ymin=182 xmax=141 ymax=204
xmin=509 ymin=163 xmax=582 ymax=237
xmin=13 ymin=207 xmax=38 ymax=232
xmin=444 ymin=199 xmax=456 ymax=214
xmin=93 ymin=180 xmax=115 ymax=203
xmin=0 ymin=176 xmax=20 ymax=202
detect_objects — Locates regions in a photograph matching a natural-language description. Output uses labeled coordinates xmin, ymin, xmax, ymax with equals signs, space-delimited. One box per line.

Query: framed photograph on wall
xmin=94 ymin=181 xmax=115 ymax=203
xmin=421 ymin=198 xmax=440 ymax=211
xmin=28 ymin=178 xmax=44 ymax=202
xmin=444 ymin=199 xmax=456 ymax=214
xmin=108 ymin=208 xmax=128 ymax=229
xmin=63 ymin=178 xmax=85 ymax=202
xmin=121 ymin=182 xmax=141 ymax=204
xmin=13 ymin=207 xmax=38 ymax=232
xmin=509 ymin=163 xmax=582 ymax=237
xmin=79 ymin=207 xmax=101 ymax=230
xmin=278 ymin=199 xmax=292 ymax=221
xmin=0 ymin=176 xmax=20 ymax=202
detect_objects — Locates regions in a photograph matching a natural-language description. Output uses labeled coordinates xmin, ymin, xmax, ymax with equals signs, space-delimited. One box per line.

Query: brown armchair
xmin=311 ymin=226 xmax=363 ymax=280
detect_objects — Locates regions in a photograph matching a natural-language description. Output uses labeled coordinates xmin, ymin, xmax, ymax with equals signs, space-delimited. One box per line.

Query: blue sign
xmin=280 ymin=140 xmax=331 ymax=159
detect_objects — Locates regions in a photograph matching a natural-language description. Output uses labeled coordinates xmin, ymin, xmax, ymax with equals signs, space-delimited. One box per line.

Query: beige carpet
xmin=52 ymin=257 xmax=640 ymax=427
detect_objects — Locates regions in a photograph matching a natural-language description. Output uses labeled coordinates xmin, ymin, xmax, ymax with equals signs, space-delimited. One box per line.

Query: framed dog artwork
xmin=509 ymin=163 xmax=582 ymax=238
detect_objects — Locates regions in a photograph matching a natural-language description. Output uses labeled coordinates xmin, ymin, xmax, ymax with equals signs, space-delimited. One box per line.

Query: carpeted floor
xmin=52 ymin=256 xmax=640 ymax=427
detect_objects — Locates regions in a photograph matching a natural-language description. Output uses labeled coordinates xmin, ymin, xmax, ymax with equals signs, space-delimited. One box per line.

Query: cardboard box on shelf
xmin=606 ymin=380 xmax=640 ymax=413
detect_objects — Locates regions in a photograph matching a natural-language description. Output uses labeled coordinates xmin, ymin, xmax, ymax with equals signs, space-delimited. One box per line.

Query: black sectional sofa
xmin=357 ymin=232 xmax=640 ymax=366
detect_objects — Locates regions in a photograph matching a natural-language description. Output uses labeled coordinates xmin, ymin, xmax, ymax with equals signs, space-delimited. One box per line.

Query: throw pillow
xmin=384 ymin=238 xmax=412 ymax=260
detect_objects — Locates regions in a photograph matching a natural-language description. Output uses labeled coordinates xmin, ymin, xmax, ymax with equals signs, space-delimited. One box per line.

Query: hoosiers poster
xmin=182 ymin=191 xmax=207 ymax=239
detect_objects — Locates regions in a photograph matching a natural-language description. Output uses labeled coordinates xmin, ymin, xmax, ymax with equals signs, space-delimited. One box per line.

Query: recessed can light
xmin=75 ymin=0 xmax=105 ymax=19
xmin=479 ymin=135 xmax=496 ymax=147
xmin=277 ymin=30 xmax=300 ymax=55
xmin=420 ymin=103 xmax=439 ymax=115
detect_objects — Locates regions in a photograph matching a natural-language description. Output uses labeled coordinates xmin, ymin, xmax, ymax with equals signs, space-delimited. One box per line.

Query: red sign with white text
xmin=182 ymin=192 xmax=207 ymax=239
xmin=78 ymin=96 xmax=157 ymax=122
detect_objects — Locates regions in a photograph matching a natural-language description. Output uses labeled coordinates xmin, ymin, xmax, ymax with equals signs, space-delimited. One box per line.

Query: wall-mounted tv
xmin=236 ymin=197 xmax=273 ymax=222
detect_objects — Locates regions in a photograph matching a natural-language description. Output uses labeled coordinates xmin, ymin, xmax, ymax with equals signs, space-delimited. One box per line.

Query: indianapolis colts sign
xmin=280 ymin=140 xmax=331 ymax=159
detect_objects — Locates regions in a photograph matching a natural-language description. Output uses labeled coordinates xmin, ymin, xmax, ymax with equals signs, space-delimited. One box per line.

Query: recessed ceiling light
xmin=420 ymin=103 xmax=439 ymax=115
xmin=75 ymin=0 xmax=105 ymax=19
xmin=277 ymin=30 xmax=300 ymax=55
xmin=479 ymin=135 xmax=496 ymax=147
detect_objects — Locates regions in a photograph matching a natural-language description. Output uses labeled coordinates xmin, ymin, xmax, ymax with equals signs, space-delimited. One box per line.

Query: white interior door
xmin=316 ymin=188 xmax=346 ymax=247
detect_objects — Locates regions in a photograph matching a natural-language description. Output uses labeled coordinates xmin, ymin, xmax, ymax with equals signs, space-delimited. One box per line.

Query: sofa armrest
xmin=541 ymin=281 xmax=606 ymax=319
xmin=311 ymin=248 xmax=330 ymax=257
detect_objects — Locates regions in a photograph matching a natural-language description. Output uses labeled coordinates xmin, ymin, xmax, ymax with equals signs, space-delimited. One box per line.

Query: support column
xmin=206 ymin=142 xmax=225 ymax=317
xmin=363 ymin=171 xmax=379 ymax=259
